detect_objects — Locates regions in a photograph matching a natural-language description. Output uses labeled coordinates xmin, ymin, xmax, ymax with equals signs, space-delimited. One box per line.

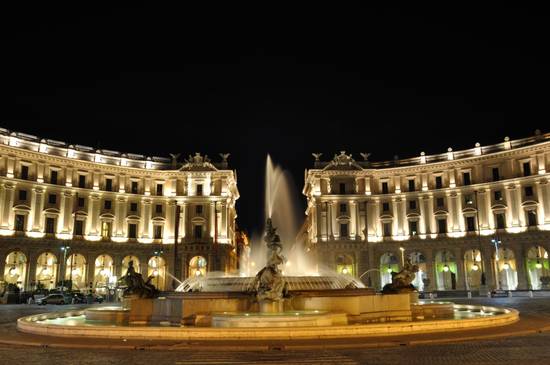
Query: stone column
xmin=350 ymin=200 xmax=357 ymax=238
xmin=536 ymin=181 xmax=548 ymax=225
xmin=58 ymin=191 xmax=74 ymax=234
xmin=4 ymin=184 xmax=16 ymax=229
xmin=181 ymin=202 xmax=188 ymax=242
xmin=505 ymin=184 xmax=519 ymax=228
xmin=209 ymin=202 xmax=215 ymax=240
xmin=454 ymin=248 xmax=466 ymax=290
xmin=87 ymin=194 xmax=100 ymax=236
xmin=141 ymin=199 xmax=152 ymax=238
xmin=424 ymin=249 xmax=436 ymax=293
xmin=29 ymin=187 xmax=45 ymax=232
xmin=514 ymin=245 xmax=529 ymax=290
xmin=115 ymin=197 xmax=127 ymax=237
xmin=166 ymin=200 xmax=177 ymax=241
xmin=327 ymin=202 xmax=334 ymax=239
xmin=315 ymin=201 xmax=322 ymax=241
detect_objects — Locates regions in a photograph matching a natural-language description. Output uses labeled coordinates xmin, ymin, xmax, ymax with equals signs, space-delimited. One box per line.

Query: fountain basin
xmin=17 ymin=304 xmax=518 ymax=340
xmin=211 ymin=310 xmax=348 ymax=328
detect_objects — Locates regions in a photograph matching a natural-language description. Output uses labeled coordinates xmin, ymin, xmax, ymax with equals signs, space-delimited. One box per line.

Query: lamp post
xmin=473 ymin=190 xmax=487 ymax=286
xmin=491 ymin=237 xmax=502 ymax=290
xmin=60 ymin=245 xmax=70 ymax=295
xmin=153 ymin=249 xmax=163 ymax=288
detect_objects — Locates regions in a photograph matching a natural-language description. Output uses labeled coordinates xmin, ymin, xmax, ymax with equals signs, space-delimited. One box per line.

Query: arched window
xmin=36 ymin=252 xmax=57 ymax=289
xmin=4 ymin=251 xmax=27 ymax=289
xmin=188 ymin=256 xmax=207 ymax=277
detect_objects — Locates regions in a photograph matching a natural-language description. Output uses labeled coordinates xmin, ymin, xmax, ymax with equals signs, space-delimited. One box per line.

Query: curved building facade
xmin=0 ymin=128 xmax=239 ymax=292
xmin=303 ymin=131 xmax=550 ymax=292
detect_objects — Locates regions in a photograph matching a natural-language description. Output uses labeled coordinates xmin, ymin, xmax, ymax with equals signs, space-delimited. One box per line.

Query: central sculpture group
xmin=251 ymin=218 xmax=289 ymax=303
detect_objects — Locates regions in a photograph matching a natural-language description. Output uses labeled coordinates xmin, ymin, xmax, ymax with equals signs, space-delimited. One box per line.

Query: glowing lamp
xmin=194 ymin=270 xmax=202 ymax=277
xmin=443 ymin=265 xmax=450 ymax=272
xmin=472 ymin=264 xmax=479 ymax=271
xmin=342 ymin=268 xmax=349 ymax=275
xmin=503 ymin=263 xmax=510 ymax=270
xmin=386 ymin=267 xmax=393 ymax=273
xmin=8 ymin=267 xmax=18 ymax=277
xmin=153 ymin=269 xmax=159 ymax=277
xmin=536 ymin=261 xmax=543 ymax=269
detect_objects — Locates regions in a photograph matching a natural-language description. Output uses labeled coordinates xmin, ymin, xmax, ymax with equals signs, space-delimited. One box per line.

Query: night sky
xmin=0 ymin=5 xmax=547 ymax=235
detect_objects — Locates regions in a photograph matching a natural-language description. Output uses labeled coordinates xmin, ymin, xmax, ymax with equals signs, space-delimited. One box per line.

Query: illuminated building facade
xmin=304 ymin=131 xmax=550 ymax=292
xmin=0 ymin=128 xmax=239 ymax=292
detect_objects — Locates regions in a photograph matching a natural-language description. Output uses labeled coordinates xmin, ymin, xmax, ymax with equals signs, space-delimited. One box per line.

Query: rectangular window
xmin=156 ymin=184 xmax=163 ymax=196
xmin=339 ymin=183 xmax=346 ymax=194
xmin=409 ymin=200 xmax=417 ymax=210
xmin=435 ymin=176 xmax=443 ymax=189
xmin=50 ymin=170 xmax=58 ymax=185
xmin=45 ymin=217 xmax=55 ymax=234
xmin=383 ymin=222 xmax=392 ymax=237
xmin=74 ymin=220 xmax=83 ymax=236
xmin=463 ymin=172 xmax=471 ymax=185
xmin=78 ymin=197 xmax=85 ymax=207
xmin=466 ymin=216 xmax=476 ymax=232
xmin=525 ymin=186 xmax=534 ymax=197
xmin=101 ymin=221 xmax=111 ymax=238
xmin=340 ymin=203 xmax=347 ymax=213
xmin=408 ymin=179 xmax=415 ymax=192
xmin=340 ymin=223 xmax=348 ymax=238
xmin=494 ymin=190 xmax=503 ymax=201
xmin=194 ymin=225 xmax=203 ymax=239
xmin=495 ymin=213 xmax=506 ymax=229
xmin=155 ymin=204 xmax=163 ymax=214
xmin=437 ymin=219 xmax=447 ymax=234
xmin=18 ymin=190 xmax=27 ymax=201
xmin=523 ymin=162 xmax=532 ymax=177
xmin=492 ymin=167 xmax=500 ymax=181
xmin=436 ymin=197 xmax=445 ymax=208
xmin=527 ymin=211 xmax=537 ymax=227
xmin=196 ymin=184 xmax=203 ymax=196
xmin=128 ymin=223 xmax=137 ymax=239
xmin=381 ymin=182 xmax=389 ymax=194
xmin=409 ymin=221 xmax=418 ymax=236
xmin=104 ymin=200 xmax=112 ymax=210
xmin=14 ymin=214 xmax=25 ymax=232
xmin=195 ymin=205 xmax=203 ymax=215
xmin=21 ymin=165 xmax=29 ymax=180
xmin=48 ymin=194 xmax=56 ymax=205
xmin=382 ymin=202 xmax=390 ymax=212
xmin=464 ymin=194 xmax=474 ymax=205
xmin=78 ymin=175 xmax=86 ymax=188
xmin=105 ymin=178 xmax=113 ymax=191
xmin=130 ymin=202 xmax=138 ymax=212
xmin=131 ymin=181 xmax=138 ymax=194
xmin=154 ymin=225 xmax=163 ymax=239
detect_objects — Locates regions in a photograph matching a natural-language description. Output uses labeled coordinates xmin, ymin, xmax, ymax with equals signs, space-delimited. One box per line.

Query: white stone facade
xmin=303 ymin=131 xmax=550 ymax=291
xmin=0 ymin=128 xmax=239 ymax=291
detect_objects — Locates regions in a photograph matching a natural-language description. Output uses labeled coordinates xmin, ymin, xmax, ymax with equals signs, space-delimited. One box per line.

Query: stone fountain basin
xmin=17 ymin=304 xmax=519 ymax=340
xmin=211 ymin=310 xmax=348 ymax=328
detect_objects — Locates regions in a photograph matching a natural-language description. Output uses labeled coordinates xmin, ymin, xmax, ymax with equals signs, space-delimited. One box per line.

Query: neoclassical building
xmin=0 ymin=128 xmax=239 ymax=292
xmin=303 ymin=131 xmax=550 ymax=292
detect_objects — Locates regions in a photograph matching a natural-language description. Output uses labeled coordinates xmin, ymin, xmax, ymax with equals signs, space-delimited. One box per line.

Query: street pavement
xmin=1 ymin=297 xmax=550 ymax=364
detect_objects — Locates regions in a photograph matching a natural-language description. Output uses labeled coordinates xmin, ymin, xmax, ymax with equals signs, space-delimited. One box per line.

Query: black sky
xmin=0 ymin=5 xmax=547 ymax=235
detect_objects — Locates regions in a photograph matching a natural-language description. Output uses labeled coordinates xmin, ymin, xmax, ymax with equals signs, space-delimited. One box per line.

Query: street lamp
xmin=60 ymin=245 xmax=70 ymax=295
xmin=492 ymin=237 xmax=502 ymax=290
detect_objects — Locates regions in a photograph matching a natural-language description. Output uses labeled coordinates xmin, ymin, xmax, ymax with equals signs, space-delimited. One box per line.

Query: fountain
xmin=16 ymin=156 xmax=519 ymax=341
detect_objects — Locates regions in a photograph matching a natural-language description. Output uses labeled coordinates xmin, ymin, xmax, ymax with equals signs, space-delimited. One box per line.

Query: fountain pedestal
xmin=259 ymin=300 xmax=284 ymax=313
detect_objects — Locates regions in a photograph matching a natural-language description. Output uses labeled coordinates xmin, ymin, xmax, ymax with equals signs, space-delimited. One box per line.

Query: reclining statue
xmin=118 ymin=260 xmax=159 ymax=298
xmin=382 ymin=259 xmax=419 ymax=294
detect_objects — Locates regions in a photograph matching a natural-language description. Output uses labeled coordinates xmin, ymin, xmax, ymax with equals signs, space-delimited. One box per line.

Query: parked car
xmin=37 ymin=293 xmax=72 ymax=305
xmin=71 ymin=292 xmax=86 ymax=304
xmin=91 ymin=294 xmax=104 ymax=303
